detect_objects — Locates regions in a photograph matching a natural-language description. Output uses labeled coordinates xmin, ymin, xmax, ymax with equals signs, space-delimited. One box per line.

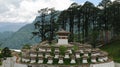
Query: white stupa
xmin=56 ymin=29 xmax=70 ymax=45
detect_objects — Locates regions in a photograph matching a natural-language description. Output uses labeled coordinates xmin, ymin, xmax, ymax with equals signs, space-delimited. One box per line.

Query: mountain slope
xmin=1 ymin=23 xmax=37 ymax=49
xmin=0 ymin=31 xmax=14 ymax=40
xmin=0 ymin=23 xmax=27 ymax=32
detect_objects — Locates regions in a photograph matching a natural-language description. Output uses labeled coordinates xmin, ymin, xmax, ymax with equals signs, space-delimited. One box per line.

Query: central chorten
xmin=56 ymin=29 xmax=70 ymax=45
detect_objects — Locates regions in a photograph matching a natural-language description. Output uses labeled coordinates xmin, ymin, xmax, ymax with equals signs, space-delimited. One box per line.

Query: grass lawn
xmin=100 ymin=40 xmax=120 ymax=63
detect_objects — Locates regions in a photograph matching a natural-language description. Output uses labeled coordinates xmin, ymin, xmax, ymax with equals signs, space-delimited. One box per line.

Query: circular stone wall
xmin=20 ymin=42 xmax=115 ymax=67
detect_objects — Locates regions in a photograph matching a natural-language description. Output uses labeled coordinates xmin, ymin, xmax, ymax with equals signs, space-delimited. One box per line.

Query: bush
xmin=22 ymin=44 xmax=31 ymax=49
xmin=0 ymin=54 xmax=3 ymax=58
xmin=0 ymin=62 xmax=2 ymax=65
xmin=59 ymin=46 xmax=67 ymax=55
xmin=73 ymin=45 xmax=79 ymax=51
xmin=1 ymin=47 xmax=12 ymax=57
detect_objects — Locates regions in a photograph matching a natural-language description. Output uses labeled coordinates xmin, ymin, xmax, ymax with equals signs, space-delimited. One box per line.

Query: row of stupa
xmin=20 ymin=29 xmax=114 ymax=67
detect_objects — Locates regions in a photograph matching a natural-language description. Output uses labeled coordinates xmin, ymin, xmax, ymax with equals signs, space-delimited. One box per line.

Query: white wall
xmin=115 ymin=63 xmax=120 ymax=67
xmin=90 ymin=61 xmax=115 ymax=67
xmin=58 ymin=39 xmax=68 ymax=45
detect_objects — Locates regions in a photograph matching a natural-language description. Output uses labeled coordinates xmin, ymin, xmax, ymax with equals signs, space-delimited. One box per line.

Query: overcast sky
xmin=0 ymin=0 xmax=114 ymax=23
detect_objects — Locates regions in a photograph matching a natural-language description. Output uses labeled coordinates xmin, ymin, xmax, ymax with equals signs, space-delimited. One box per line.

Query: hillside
xmin=0 ymin=31 xmax=14 ymax=40
xmin=100 ymin=40 xmax=120 ymax=63
xmin=1 ymin=23 xmax=38 ymax=49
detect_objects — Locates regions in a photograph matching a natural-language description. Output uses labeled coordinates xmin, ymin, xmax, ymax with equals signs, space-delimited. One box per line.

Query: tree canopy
xmin=32 ymin=0 xmax=120 ymax=48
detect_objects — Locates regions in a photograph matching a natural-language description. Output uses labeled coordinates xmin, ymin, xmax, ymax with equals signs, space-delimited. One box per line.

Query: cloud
xmin=111 ymin=0 xmax=115 ymax=2
xmin=0 ymin=0 xmax=74 ymax=23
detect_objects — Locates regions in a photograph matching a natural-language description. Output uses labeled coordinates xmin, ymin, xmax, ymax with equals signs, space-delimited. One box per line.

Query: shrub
xmin=59 ymin=46 xmax=67 ymax=55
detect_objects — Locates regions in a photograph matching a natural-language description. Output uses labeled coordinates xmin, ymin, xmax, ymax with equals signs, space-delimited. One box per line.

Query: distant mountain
xmin=0 ymin=12 xmax=60 ymax=49
xmin=0 ymin=22 xmax=28 ymax=32
xmin=1 ymin=23 xmax=38 ymax=49
xmin=0 ymin=31 xmax=14 ymax=40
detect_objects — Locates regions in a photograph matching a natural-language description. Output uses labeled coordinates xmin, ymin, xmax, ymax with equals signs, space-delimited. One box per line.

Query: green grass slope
xmin=100 ymin=40 xmax=120 ymax=63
